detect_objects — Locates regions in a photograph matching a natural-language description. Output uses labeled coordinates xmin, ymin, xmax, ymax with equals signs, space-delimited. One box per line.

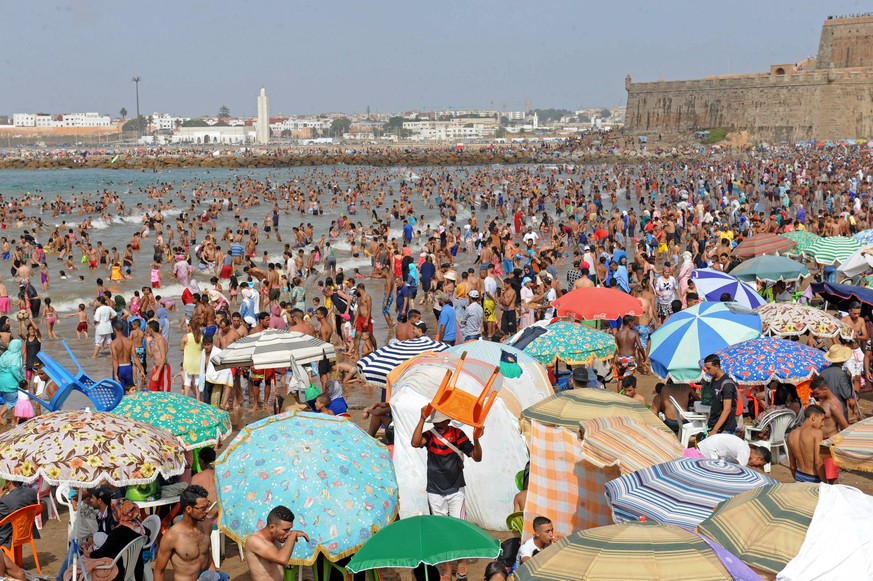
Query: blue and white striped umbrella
xmin=356 ymin=337 xmax=448 ymax=385
xmin=690 ymin=268 xmax=766 ymax=309
xmin=605 ymin=458 xmax=777 ymax=530
xmin=648 ymin=302 xmax=762 ymax=382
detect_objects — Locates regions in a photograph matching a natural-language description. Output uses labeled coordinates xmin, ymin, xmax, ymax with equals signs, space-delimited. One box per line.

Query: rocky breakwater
xmin=0 ymin=146 xmax=647 ymax=170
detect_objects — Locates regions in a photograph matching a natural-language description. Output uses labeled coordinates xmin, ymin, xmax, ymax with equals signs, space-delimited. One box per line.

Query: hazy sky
xmin=3 ymin=1 xmax=867 ymax=117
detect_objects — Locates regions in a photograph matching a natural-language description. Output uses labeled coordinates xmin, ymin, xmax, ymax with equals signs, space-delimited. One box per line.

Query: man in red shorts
xmin=146 ymin=320 xmax=171 ymax=392
xmin=353 ymin=283 xmax=376 ymax=356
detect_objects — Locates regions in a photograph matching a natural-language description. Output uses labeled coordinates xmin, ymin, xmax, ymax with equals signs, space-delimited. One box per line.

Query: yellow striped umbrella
xmin=579 ymin=416 xmax=683 ymax=473
xmin=825 ymin=417 xmax=873 ymax=472
xmin=514 ymin=522 xmax=741 ymax=581
xmin=696 ymin=483 xmax=818 ymax=574
xmin=521 ymin=388 xmax=671 ymax=433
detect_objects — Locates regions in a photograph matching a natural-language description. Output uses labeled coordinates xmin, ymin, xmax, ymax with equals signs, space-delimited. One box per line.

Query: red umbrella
xmin=552 ymin=287 xmax=644 ymax=321
xmin=731 ymin=233 xmax=796 ymax=258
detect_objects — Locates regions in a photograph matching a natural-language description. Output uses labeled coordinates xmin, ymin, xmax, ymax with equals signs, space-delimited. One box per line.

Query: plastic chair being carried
xmin=23 ymin=339 xmax=124 ymax=412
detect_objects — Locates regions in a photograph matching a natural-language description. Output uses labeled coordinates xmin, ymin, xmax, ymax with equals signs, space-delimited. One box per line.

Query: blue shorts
xmin=117 ymin=364 xmax=134 ymax=388
xmin=204 ymin=325 xmax=217 ymax=337
xmin=0 ymin=391 xmax=18 ymax=406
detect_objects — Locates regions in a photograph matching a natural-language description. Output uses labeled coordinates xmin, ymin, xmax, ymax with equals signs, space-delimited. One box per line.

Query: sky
xmin=2 ymin=0 xmax=868 ymax=118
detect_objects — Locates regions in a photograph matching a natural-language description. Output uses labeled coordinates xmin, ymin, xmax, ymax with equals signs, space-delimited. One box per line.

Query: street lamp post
xmin=132 ymin=76 xmax=141 ymax=141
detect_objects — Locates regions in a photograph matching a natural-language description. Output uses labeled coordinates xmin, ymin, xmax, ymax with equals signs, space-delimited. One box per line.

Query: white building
xmin=171 ymin=126 xmax=254 ymax=144
xmin=402 ymin=117 xmax=498 ymax=141
xmin=152 ymin=113 xmax=189 ymax=132
xmin=12 ymin=114 xmax=35 ymax=127
xmin=256 ymin=87 xmax=270 ymax=144
xmin=269 ymin=117 xmax=333 ymax=134
xmin=61 ymin=112 xmax=111 ymax=127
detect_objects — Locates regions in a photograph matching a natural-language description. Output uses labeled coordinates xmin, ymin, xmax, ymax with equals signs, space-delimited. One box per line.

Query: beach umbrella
xmin=781 ymin=230 xmax=821 ymax=255
xmin=111 ymin=391 xmax=232 ymax=451
xmin=513 ymin=521 xmax=760 ymax=581
xmin=714 ymin=336 xmax=828 ymax=385
xmin=0 ymin=409 xmax=185 ymax=487
xmin=579 ymin=416 xmax=683 ymax=470
xmin=690 ymin=268 xmax=765 ymax=308
xmin=510 ymin=320 xmax=616 ymax=366
xmin=852 ymin=229 xmax=873 ymax=245
xmin=550 ymin=287 xmax=644 ymax=320
xmin=345 ymin=515 xmax=499 ymax=574
xmin=356 ymin=337 xmax=448 ymax=385
xmin=754 ymin=302 xmax=853 ymax=340
xmin=215 ymin=411 xmax=398 ymax=565
xmin=837 ymin=246 xmax=873 ymax=278
xmin=648 ymin=302 xmax=762 ymax=382
xmin=211 ymin=329 xmax=335 ymax=370
xmin=605 ymin=458 xmax=777 ymax=529
xmin=824 ymin=417 xmax=873 ymax=472
xmin=810 ymin=281 xmax=873 ymax=314
xmin=729 ymin=255 xmax=809 ymax=283
xmin=807 ymin=236 xmax=862 ymax=265
xmin=697 ymin=483 xmax=819 ymax=575
xmin=522 ymin=388 xmax=670 ymax=433
xmin=731 ymin=233 xmax=796 ymax=258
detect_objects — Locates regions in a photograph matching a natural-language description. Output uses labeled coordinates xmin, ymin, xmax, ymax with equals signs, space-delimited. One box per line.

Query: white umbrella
xmin=837 ymin=247 xmax=873 ymax=279
xmin=211 ymin=329 xmax=335 ymax=370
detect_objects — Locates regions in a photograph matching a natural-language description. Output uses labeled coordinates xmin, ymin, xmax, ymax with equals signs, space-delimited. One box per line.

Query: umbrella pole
xmin=72 ymin=488 xmax=82 ymax=581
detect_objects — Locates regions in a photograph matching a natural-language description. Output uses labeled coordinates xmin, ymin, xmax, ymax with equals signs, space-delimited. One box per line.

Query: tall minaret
xmin=256 ymin=87 xmax=269 ymax=144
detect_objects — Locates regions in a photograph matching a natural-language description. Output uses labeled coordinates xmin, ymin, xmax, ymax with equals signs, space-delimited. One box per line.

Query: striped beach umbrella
xmin=357 ymin=337 xmax=448 ymax=385
xmin=648 ymin=302 xmax=762 ymax=382
xmin=715 ymin=336 xmax=828 ymax=385
xmin=605 ymin=458 xmax=777 ymax=530
xmin=807 ymin=236 xmax=862 ymax=265
xmin=731 ymin=233 xmax=795 ymax=258
xmin=211 ymin=329 xmax=335 ymax=369
xmin=521 ymin=388 xmax=670 ymax=433
xmin=781 ymin=230 xmax=821 ymax=255
xmin=729 ymin=255 xmax=809 ymax=283
xmin=697 ymin=483 xmax=819 ymax=575
xmin=825 ymin=417 xmax=873 ymax=473
xmin=579 ymin=416 xmax=682 ymax=470
xmin=690 ymin=268 xmax=765 ymax=309
xmin=514 ymin=521 xmax=756 ymax=581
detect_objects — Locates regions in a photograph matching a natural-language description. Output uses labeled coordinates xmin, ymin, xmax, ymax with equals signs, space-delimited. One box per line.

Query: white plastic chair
xmin=669 ymin=396 xmax=707 ymax=447
xmin=93 ymin=535 xmax=147 ymax=581
xmin=210 ymin=526 xmax=246 ymax=566
xmin=745 ymin=409 xmax=796 ymax=464
xmin=55 ymin=483 xmax=76 ymax=538
xmin=141 ymin=515 xmax=161 ymax=581
xmin=35 ymin=476 xmax=58 ymax=530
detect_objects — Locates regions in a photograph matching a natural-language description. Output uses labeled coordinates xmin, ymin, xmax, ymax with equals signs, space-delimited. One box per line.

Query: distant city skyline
xmin=3 ymin=1 xmax=865 ymax=117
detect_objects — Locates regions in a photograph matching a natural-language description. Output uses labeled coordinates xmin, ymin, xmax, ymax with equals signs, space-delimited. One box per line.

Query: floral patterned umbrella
xmin=714 ymin=336 xmax=828 ymax=385
xmin=509 ymin=320 xmax=616 ymax=366
xmin=781 ymin=230 xmax=821 ymax=255
xmin=112 ymin=391 xmax=233 ymax=451
xmin=754 ymin=302 xmax=854 ymax=340
xmin=215 ymin=411 xmax=398 ymax=565
xmin=0 ymin=409 xmax=185 ymax=487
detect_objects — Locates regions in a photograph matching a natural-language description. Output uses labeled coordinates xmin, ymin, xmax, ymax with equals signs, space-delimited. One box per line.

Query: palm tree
xmin=119 ymin=108 xmax=128 ymax=120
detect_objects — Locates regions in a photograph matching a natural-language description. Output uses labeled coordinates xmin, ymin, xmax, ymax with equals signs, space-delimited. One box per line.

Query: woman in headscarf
xmin=677 ymin=250 xmax=695 ymax=306
xmin=325 ymin=379 xmax=348 ymax=415
xmin=0 ymin=339 xmax=24 ymax=425
xmin=84 ymin=499 xmax=146 ymax=581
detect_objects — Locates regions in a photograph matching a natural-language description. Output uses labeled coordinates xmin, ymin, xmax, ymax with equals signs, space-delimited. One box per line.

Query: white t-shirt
xmin=655 ymin=276 xmax=677 ymax=304
xmin=696 ymin=434 xmax=750 ymax=466
xmin=523 ymin=231 xmax=539 ymax=245
xmin=543 ymin=288 xmax=557 ymax=319
xmin=94 ymin=305 xmax=115 ymax=336
xmin=516 ymin=537 xmax=544 ymax=566
xmin=483 ymin=277 xmax=498 ymax=301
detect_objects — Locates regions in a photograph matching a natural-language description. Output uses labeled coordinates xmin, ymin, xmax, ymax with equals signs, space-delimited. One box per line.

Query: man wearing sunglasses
xmin=155 ymin=485 xmax=227 ymax=581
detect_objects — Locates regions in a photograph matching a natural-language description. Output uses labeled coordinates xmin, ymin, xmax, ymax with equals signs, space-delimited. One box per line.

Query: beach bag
xmin=14 ymin=393 xmax=34 ymax=419
xmin=304 ymin=383 xmax=322 ymax=402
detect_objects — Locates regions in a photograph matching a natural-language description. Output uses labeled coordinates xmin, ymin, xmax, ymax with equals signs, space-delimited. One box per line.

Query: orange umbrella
xmin=552 ymin=287 xmax=643 ymax=321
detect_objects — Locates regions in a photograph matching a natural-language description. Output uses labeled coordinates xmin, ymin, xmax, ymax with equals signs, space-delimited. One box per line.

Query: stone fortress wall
xmin=624 ymin=16 xmax=873 ymax=142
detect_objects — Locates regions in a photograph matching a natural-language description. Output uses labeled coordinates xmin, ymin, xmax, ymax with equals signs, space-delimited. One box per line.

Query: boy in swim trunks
xmin=787 ymin=404 xmax=826 ymax=483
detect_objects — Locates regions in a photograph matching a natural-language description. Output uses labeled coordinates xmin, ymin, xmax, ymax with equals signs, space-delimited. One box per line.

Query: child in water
xmin=150 ymin=262 xmax=161 ymax=289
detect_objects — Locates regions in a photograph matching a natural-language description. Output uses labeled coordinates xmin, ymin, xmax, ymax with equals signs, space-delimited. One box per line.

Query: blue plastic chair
xmin=23 ymin=339 xmax=124 ymax=412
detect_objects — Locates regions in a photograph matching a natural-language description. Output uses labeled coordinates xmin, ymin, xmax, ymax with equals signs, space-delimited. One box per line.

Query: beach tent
xmin=387 ymin=351 xmax=552 ymax=530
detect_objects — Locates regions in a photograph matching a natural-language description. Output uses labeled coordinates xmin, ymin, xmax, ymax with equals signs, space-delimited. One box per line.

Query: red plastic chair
xmin=0 ymin=504 xmax=43 ymax=573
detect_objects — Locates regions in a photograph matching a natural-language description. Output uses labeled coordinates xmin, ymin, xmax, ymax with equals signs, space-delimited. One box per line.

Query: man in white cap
xmin=411 ymin=406 xmax=483 ymax=580
xmin=460 ymin=289 xmax=483 ymax=342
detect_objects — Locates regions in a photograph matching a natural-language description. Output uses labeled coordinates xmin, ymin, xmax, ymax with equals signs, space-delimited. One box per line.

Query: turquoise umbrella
xmin=781 ymin=231 xmax=821 ymax=255
xmin=215 ymin=411 xmax=398 ymax=565
xmin=648 ymin=302 xmax=762 ymax=382
xmin=510 ymin=320 xmax=616 ymax=366
xmin=730 ymin=255 xmax=809 ymax=283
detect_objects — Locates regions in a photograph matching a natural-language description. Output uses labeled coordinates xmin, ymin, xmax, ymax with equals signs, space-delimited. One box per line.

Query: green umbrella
xmin=345 ymin=515 xmax=499 ymax=574
xmin=807 ymin=236 xmax=862 ymax=265
xmin=112 ymin=391 xmax=232 ymax=451
xmin=730 ymin=255 xmax=809 ymax=283
xmin=781 ymin=230 xmax=821 ymax=255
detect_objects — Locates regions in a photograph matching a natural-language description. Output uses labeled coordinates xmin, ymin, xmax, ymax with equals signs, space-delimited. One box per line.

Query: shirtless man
xmin=621 ymin=376 xmax=646 ymax=405
xmin=245 ymin=506 xmax=309 ymax=581
xmin=154 ymin=485 xmax=219 ymax=581
xmin=353 ymin=283 xmax=376 ymax=354
xmin=655 ymin=381 xmax=700 ymax=434
xmin=394 ymin=309 xmax=421 ymax=341
xmin=841 ymin=301 xmax=870 ymax=384
xmin=147 ymin=320 xmax=171 ymax=392
xmin=573 ymin=266 xmax=594 ymax=289
xmin=110 ymin=320 xmax=141 ymax=390
xmin=288 ymin=309 xmax=316 ymax=337
xmin=315 ymin=307 xmax=333 ymax=344
xmin=810 ymin=377 xmax=850 ymax=484
xmin=215 ymin=316 xmax=241 ymax=349
xmin=632 ymin=285 xmax=656 ymax=372
xmin=614 ymin=315 xmax=646 ymax=380
xmin=787 ymin=404 xmax=827 ymax=483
